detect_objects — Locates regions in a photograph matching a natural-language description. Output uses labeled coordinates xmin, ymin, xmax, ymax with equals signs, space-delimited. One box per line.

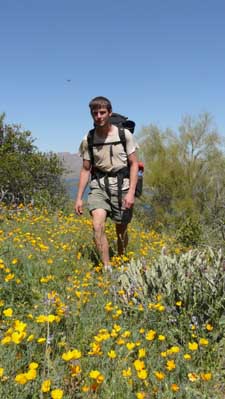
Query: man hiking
xmin=74 ymin=96 xmax=138 ymax=271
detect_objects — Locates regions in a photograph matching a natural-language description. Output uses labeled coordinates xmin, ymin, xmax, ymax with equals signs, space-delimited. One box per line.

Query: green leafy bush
xmin=0 ymin=115 xmax=68 ymax=209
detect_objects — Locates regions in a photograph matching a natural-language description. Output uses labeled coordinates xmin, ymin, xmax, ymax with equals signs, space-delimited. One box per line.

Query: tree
xmin=138 ymin=113 xmax=225 ymax=244
xmin=0 ymin=114 xmax=68 ymax=208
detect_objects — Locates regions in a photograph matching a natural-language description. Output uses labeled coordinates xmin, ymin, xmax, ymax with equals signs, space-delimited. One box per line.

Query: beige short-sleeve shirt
xmin=79 ymin=126 xmax=138 ymax=191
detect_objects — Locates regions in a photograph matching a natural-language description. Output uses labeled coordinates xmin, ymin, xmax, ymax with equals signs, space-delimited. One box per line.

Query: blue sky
xmin=1 ymin=0 xmax=225 ymax=153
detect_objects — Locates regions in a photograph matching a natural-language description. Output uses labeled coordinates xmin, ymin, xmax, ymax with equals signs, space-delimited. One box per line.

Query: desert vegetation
xmin=0 ymin=112 xmax=224 ymax=398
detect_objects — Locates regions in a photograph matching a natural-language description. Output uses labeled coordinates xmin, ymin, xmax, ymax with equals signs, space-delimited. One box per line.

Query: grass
xmin=0 ymin=206 xmax=224 ymax=398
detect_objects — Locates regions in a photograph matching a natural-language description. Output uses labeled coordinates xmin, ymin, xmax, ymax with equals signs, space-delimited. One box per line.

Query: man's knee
xmin=93 ymin=220 xmax=105 ymax=235
xmin=91 ymin=209 xmax=107 ymax=234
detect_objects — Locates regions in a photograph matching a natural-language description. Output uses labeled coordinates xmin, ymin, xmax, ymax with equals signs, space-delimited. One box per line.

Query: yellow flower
xmin=171 ymin=383 xmax=180 ymax=391
xmin=81 ymin=385 xmax=90 ymax=392
xmin=51 ymin=389 xmax=64 ymax=399
xmin=137 ymin=369 xmax=148 ymax=380
xmin=15 ymin=373 xmax=28 ymax=384
xmin=5 ymin=273 xmax=15 ymax=282
xmin=1 ymin=336 xmax=12 ymax=345
xmin=158 ymin=334 xmax=166 ymax=341
xmin=205 ymin=323 xmax=213 ymax=331
xmin=168 ymin=346 xmax=180 ymax=354
xmin=122 ymin=368 xmax=132 ymax=377
xmin=200 ymin=372 xmax=212 ymax=381
xmin=145 ymin=329 xmax=156 ymax=341
xmin=108 ymin=350 xmax=117 ymax=359
xmin=188 ymin=372 xmax=199 ymax=382
xmin=12 ymin=258 xmax=18 ymax=264
xmin=47 ymin=314 xmax=59 ymax=323
xmin=27 ymin=334 xmax=35 ymax=342
xmin=41 ymin=379 xmax=51 ymax=392
xmin=37 ymin=337 xmax=46 ymax=344
xmin=126 ymin=342 xmax=136 ymax=350
xmin=183 ymin=353 xmax=191 ymax=360
xmin=70 ymin=364 xmax=82 ymax=376
xmin=116 ymin=338 xmax=125 ymax=345
xmin=14 ymin=320 xmax=27 ymax=332
xmin=96 ymin=374 xmax=104 ymax=384
xmin=25 ymin=369 xmax=37 ymax=380
xmin=105 ymin=302 xmax=113 ymax=312
xmin=0 ymin=300 xmax=4 ymax=307
xmin=166 ymin=359 xmax=176 ymax=371
xmin=11 ymin=331 xmax=26 ymax=344
xmin=134 ymin=359 xmax=145 ymax=371
xmin=199 ymin=338 xmax=208 ymax=346
xmin=154 ymin=371 xmax=165 ymax=380
xmin=138 ymin=348 xmax=146 ymax=358
xmin=4 ymin=268 xmax=11 ymax=273
xmin=88 ymin=341 xmax=102 ymax=355
xmin=36 ymin=315 xmax=47 ymax=323
xmin=188 ymin=342 xmax=198 ymax=351
xmin=3 ymin=308 xmax=13 ymax=317
xmin=113 ymin=308 xmax=123 ymax=318
xmin=121 ymin=330 xmax=131 ymax=338
xmin=136 ymin=392 xmax=146 ymax=399
xmin=89 ymin=370 xmax=101 ymax=379
xmin=175 ymin=301 xmax=182 ymax=307
xmin=62 ymin=349 xmax=82 ymax=361
xmin=113 ymin=323 xmax=121 ymax=332
xmin=0 ymin=368 xmax=4 ymax=377
xmin=29 ymin=362 xmax=38 ymax=369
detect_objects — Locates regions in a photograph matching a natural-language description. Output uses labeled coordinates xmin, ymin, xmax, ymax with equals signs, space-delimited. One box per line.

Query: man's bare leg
xmin=91 ymin=209 xmax=111 ymax=269
xmin=115 ymin=223 xmax=128 ymax=255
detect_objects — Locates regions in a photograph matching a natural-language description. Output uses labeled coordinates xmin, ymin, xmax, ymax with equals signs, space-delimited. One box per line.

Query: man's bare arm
xmin=123 ymin=152 xmax=138 ymax=208
xmin=74 ymin=159 xmax=91 ymax=215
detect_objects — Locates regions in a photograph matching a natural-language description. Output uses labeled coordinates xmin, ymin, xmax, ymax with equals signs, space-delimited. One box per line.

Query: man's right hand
xmin=75 ymin=199 xmax=83 ymax=215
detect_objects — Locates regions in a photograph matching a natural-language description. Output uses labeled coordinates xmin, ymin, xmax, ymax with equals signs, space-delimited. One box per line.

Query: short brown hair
xmin=89 ymin=96 xmax=112 ymax=112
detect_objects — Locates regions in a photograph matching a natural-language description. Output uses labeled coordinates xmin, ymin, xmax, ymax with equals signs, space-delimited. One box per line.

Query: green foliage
xmin=138 ymin=113 xmax=225 ymax=245
xmin=0 ymin=114 xmax=68 ymax=209
xmin=175 ymin=216 xmax=202 ymax=247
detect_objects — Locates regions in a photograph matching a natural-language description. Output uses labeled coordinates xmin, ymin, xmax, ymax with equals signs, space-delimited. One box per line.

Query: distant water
xmin=64 ymin=178 xmax=89 ymax=200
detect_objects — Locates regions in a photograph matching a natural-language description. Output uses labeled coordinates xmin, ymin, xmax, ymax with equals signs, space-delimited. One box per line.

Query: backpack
xmin=87 ymin=113 xmax=143 ymax=202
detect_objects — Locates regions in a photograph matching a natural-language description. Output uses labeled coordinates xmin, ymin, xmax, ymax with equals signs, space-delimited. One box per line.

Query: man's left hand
xmin=123 ymin=192 xmax=135 ymax=209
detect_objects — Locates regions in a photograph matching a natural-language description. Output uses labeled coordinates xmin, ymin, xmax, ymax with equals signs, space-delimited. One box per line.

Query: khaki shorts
xmin=88 ymin=187 xmax=133 ymax=224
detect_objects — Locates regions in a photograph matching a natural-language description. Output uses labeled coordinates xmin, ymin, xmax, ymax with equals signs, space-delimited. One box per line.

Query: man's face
xmin=91 ymin=107 xmax=112 ymax=127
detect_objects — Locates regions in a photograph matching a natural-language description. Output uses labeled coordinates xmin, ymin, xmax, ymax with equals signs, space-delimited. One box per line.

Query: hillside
xmin=57 ymin=152 xmax=82 ymax=178
xmin=0 ymin=208 xmax=224 ymax=398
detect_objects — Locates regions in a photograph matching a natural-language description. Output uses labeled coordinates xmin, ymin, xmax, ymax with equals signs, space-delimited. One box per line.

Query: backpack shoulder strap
xmin=118 ymin=126 xmax=126 ymax=153
xmin=87 ymin=129 xmax=95 ymax=165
